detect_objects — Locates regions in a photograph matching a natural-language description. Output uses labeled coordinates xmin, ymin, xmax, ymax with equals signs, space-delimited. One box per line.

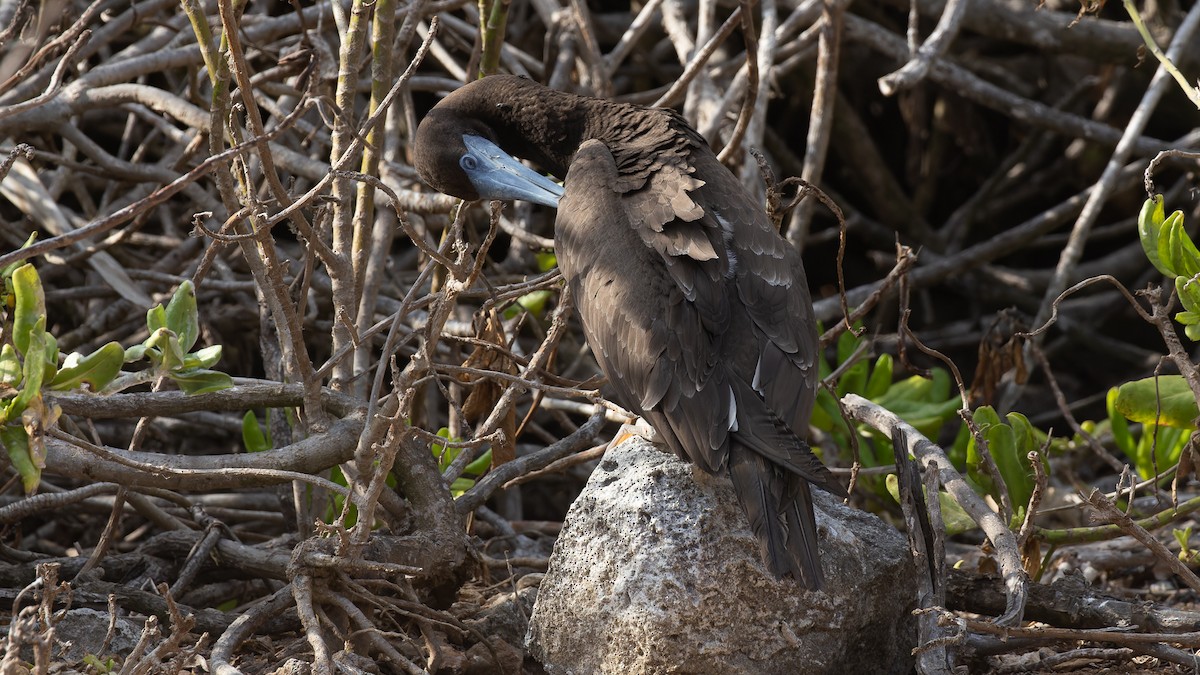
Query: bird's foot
xmin=607 ymin=417 xmax=660 ymax=451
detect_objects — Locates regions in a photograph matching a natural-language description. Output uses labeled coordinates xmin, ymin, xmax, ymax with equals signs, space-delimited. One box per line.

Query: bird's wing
xmin=556 ymin=139 xmax=734 ymax=474
xmin=604 ymin=111 xmax=820 ymax=435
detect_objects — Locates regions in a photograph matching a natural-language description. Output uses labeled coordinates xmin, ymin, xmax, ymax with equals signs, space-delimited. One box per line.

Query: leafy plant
xmin=0 ymin=265 xmax=231 ymax=493
xmin=1175 ymin=526 xmax=1200 ymax=565
xmin=1105 ymin=385 xmax=1191 ymax=481
xmin=118 ymin=280 xmax=232 ymax=395
xmin=814 ymin=325 xmax=962 ymax=470
xmin=962 ymin=406 xmax=1046 ymax=521
xmin=0 ymin=263 xmax=61 ymax=493
xmin=1138 ymin=194 xmax=1200 ymax=340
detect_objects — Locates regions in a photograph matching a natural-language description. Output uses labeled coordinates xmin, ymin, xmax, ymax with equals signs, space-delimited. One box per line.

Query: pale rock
xmin=527 ymin=437 xmax=918 ymax=674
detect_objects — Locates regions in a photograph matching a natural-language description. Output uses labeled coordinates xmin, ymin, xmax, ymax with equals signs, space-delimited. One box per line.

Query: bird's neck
xmin=484 ymin=88 xmax=612 ymax=180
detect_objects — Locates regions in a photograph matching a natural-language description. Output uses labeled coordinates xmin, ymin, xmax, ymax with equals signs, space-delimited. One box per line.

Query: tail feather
xmin=728 ymin=444 xmax=824 ymax=589
xmin=730 ymin=379 xmax=846 ymax=499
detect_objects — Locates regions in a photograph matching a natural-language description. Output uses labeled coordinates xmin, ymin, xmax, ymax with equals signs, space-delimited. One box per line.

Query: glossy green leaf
xmin=966 ymin=406 xmax=1003 ymax=474
xmin=1187 ymin=323 xmax=1200 ymax=341
xmin=864 ymin=354 xmax=894 ymax=400
xmin=1 ymin=424 xmax=38 ymax=493
xmin=1139 ymin=195 xmax=1173 ymax=276
xmin=49 ymin=342 xmax=124 ymax=391
xmin=989 ymin=418 xmax=1035 ymax=510
xmin=1160 ymin=211 xmax=1200 ymax=279
xmin=168 ymin=368 xmax=233 ymax=395
xmin=10 ymin=264 xmax=44 ymax=356
xmin=463 ymin=448 xmax=493 ymax=476
xmin=165 ymin=281 xmax=200 ymax=352
xmin=242 ymin=411 xmax=271 ymax=453
xmin=1114 ymin=375 xmax=1198 ymax=429
xmin=1106 ymin=387 xmax=1135 ymax=457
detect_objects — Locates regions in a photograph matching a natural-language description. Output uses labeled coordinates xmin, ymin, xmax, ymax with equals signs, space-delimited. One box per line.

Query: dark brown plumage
xmin=413 ymin=75 xmax=845 ymax=588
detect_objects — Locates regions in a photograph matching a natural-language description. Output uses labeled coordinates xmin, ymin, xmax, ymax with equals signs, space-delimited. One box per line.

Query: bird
xmin=413 ymin=74 xmax=846 ymax=589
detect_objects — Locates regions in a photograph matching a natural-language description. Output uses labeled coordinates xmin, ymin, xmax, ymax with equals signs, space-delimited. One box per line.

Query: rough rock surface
xmin=526 ymin=438 xmax=918 ymax=675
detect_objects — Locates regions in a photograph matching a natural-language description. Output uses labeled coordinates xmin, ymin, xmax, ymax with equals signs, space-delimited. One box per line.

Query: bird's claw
xmin=607 ymin=418 xmax=660 ymax=451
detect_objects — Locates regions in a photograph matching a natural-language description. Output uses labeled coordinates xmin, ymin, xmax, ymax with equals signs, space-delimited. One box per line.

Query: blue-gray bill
xmin=461 ymin=135 xmax=564 ymax=208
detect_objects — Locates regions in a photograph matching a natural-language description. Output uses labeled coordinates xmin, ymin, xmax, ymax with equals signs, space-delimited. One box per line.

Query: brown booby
xmin=413 ymin=75 xmax=845 ymax=588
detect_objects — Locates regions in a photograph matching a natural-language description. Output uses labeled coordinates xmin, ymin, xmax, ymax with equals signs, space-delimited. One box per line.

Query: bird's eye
xmin=460 ymin=155 xmax=478 ymax=171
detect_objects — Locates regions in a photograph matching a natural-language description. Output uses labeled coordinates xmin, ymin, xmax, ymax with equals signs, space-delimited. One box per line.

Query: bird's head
xmin=413 ymin=95 xmax=563 ymax=208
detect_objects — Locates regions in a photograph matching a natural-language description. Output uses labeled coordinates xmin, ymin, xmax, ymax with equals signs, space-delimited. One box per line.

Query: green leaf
xmin=810 ymin=388 xmax=852 ymax=437
xmin=39 ymin=331 xmax=57 ymax=384
xmin=835 ymin=356 xmax=869 ymax=398
xmin=165 ymin=281 xmax=200 ymax=352
xmin=146 ymin=304 xmax=167 ymax=334
xmin=1114 ymin=375 xmax=1198 ymax=429
xmin=183 ymin=345 xmax=223 ymax=370
xmin=503 ymin=290 xmax=554 ymax=319
xmin=11 ymin=264 xmax=44 ymax=356
xmin=463 ymin=448 xmax=493 ymax=476
xmin=242 ymin=411 xmax=271 ymax=453
xmin=168 ymin=368 xmax=233 ymax=395
xmin=145 ymin=328 xmax=185 ymax=372
xmin=124 ymin=344 xmax=147 ymax=362
xmin=1175 ymin=526 xmax=1193 ymax=559
xmin=873 ymin=374 xmax=962 ymax=438
xmin=864 ymin=354 xmax=894 ymax=400
xmin=49 ymin=342 xmax=124 ymax=391
xmin=988 ymin=424 xmax=1025 ymax=505
xmin=1133 ymin=423 xmax=1186 ymax=480
xmin=966 ymin=406 xmax=1003 ymax=480
xmin=836 ymin=326 xmax=862 ymax=366
xmin=0 ymin=344 xmax=20 ymax=387
xmin=1176 ymin=310 xmax=1200 ymax=326
xmin=1176 ymin=275 xmax=1200 ymax=314
xmin=1187 ymin=322 xmax=1200 ymax=342
xmin=9 ymin=322 xmax=49 ymax=419
xmin=1106 ymin=387 xmax=1135 ymax=457
xmin=432 ymin=427 xmax=458 ymax=470
xmin=450 ymin=477 xmax=476 ymax=498
xmin=1 ymin=424 xmax=38 ymax=493
xmin=1139 ymin=195 xmax=1173 ymax=276
xmin=1160 ymin=211 xmax=1200 ymax=279
xmin=535 ymin=251 xmax=558 ymax=272
xmin=988 ymin=415 xmax=1038 ymax=510
xmin=0 ymin=233 xmax=37 ymax=279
